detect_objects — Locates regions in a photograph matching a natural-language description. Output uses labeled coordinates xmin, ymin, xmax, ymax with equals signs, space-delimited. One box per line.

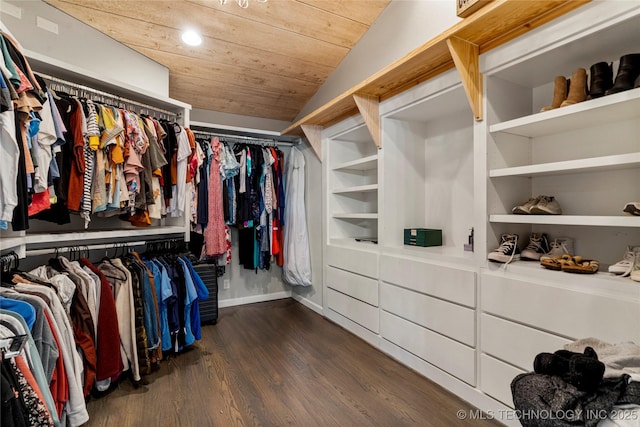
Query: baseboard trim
xmin=218 ymin=291 xmax=292 ymax=308
xmin=291 ymin=293 xmax=324 ymax=315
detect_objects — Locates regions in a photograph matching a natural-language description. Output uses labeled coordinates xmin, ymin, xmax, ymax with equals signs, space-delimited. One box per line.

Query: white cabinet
xmin=318 ymin=3 xmax=640 ymax=422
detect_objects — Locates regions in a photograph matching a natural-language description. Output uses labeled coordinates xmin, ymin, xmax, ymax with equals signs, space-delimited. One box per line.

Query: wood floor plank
xmin=86 ymin=299 xmax=500 ymax=426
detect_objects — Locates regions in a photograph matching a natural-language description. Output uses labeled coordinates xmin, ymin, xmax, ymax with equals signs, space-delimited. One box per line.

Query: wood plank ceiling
xmin=43 ymin=0 xmax=390 ymax=122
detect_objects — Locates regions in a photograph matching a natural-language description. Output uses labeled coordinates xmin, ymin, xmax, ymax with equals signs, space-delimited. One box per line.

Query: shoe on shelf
xmin=540 ymin=237 xmax=574 ymax=263
xmin=561 ymin=256 xmax=599 ymax=274
xmin=530 ymin=195 xmax=563 ymax=215
xmin=488 ymin=234 xmax=520 ymax=264
xmin=605 ymin=54 xmax=640 ymax=96
xmin=540 ymin=75 xmax=569 ymax=112
xmin=587 ymin=62 xmax=613 ymax=99
xmin=560 ymin=68 xmax=588 ymax=107
xmin=623 ymin=202 xmax=640 ymax=216
xmin=512 ymin=196 xmax=542 ymax=215
xmin=608 ymin=246 xmax=640 ymax=276
xmin=521 ymin=233 xmax=550 ymax=261
xmin=631 ymin=255 xmax=640 ymax=283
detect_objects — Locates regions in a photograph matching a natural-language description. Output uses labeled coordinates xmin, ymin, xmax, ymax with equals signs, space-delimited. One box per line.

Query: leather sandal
xmin=561 ymin=256 xmax=599 ymax=274
xmin=540 ymin=254 xmax=573 ymax=271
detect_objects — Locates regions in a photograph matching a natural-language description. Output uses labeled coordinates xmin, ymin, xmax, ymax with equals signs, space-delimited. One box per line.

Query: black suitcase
xmin=193 ymin=263 xmax=219 ymax=325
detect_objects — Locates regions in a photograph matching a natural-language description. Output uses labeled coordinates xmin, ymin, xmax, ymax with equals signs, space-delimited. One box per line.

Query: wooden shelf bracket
xmin=301 ymin=124 xmax=323 ymax=160
xmin=353 ymin=93 xmax=382 ymax=149
xmin=447 ymin=36 xmax=483 ymax=121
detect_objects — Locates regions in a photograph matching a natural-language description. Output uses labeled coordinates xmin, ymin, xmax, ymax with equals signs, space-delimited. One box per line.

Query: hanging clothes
xmin=0 ymin=33 xmax=190 ymax=231
xmin=282 ymin=147 xmax=312 ymax=286
xmin=204 ymin=137 xmax=227 ymax=257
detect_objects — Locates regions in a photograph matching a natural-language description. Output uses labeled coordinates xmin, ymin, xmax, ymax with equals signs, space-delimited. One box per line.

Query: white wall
xmin=191 ymin=109 xmax=290 ymax=134
xmin=291 ymin=142 xmax=324 ymax=313
xmin=296 ymin=0 xmax=461 ymax=119
xmin=0 ymin=0 xmax=169 ymax=96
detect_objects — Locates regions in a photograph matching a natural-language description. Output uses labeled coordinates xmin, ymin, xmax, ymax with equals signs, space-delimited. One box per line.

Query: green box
xmin=403 ymin=228 xmax=442 ymax=247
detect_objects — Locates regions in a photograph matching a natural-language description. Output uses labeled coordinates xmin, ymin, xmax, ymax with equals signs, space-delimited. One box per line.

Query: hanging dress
xmin=204 ymin=137 xmax=226 ymax=256
xmin=282 ymin=147 xmax=312 ymax=286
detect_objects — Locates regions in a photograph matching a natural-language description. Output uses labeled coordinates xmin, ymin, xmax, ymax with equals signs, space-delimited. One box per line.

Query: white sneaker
xmin=488 ymin=234 xmax=520 ymax=264
xmin=609 ymin=246 xmax=640 ymax=276
xmin=540 ymin=237 xmax=574 ymax=262
xmin=630 ymin=250 xmax=640 ymax=282
xmin=512 ymin=196 xmax=542 ymax=215
xmin=521 ymin=233 xmax=550 ymax=261
xmin=530 ymin=195 xmax=563 ymax=215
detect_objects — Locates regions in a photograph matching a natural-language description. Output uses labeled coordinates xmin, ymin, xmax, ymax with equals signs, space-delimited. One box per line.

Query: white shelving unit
xmin=485 ymin=6 xmax=640 ymax=266
xmin=489 ymin=152 xmax=640 ymax=178
xmin=317 ymin=4 xmax=640 ymax=424
xmin=489 ymin=87 xmax=640 ymax=137
xmin=332 ymin=213 xmax=379 ymax=220
xmin=478 ymin=2 xmax=640 ymax=414
xmin=0 ymin=52 xmax=191 ymax=258
xmin=380 ymin=70 xmax=475 ymax=257
xmin=332 ymin=154 xmax=378 ymax=172
xmin=332 ymin=184 xmax=379 ymax=194
xmin=490 ymin=215 xmax=640 ymax=227
xmin=325 ymin=116 xmax=379 ymax=244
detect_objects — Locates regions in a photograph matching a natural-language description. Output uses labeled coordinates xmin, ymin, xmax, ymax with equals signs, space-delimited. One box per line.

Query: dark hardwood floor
xmin=86 ymin=299 xmax=500 ymax=426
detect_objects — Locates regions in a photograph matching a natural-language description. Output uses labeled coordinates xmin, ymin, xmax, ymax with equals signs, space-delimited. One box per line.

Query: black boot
xmin=587 ymin=62 xmax=613 ymax=99
xmin=605 ymin=54 xmax=640 ymax=95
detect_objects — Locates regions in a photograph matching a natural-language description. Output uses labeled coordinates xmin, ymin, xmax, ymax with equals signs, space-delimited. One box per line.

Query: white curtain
xmin=282 ymin=146 xmax=312 ymax=286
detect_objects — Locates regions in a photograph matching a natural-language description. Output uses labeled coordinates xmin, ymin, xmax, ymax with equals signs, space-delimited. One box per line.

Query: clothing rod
xmin=25 ymin=241 xmax=148 ymax=257
xmin=36 ymin=72 xmax=179 ymax=119
xmin=191 ymin=130 xmax=295 ymax=147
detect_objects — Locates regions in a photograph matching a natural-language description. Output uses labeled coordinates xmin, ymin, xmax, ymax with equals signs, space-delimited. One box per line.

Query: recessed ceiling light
xmin=181 ymin=30 xmax=202 ymax=47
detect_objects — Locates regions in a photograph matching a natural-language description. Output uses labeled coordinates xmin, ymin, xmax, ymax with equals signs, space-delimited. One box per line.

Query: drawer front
xmin=381 ymin=282 xmax=475 ymax=346
xmin=481 ymin=314 xmax=571 ymax=371
xmin=327 ymin=245 xmax=378 ymax=278
xmin=380 ymin=311 xmax=476 ymax=385
xmin=327 ymin=288 xmax=379 ymax=333
xmin=481 ymin=273 xmax=640 ymax=343
xmin=326 ymin=266 xmax=378 ymax=306
xmin=480 ymin=354 xmax=525 ymax=408
xmin=380 ymin=255 xmax=475 ymax=307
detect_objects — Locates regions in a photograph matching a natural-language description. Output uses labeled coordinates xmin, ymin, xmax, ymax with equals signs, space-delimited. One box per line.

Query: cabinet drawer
xmin=481 ymin=272 xmax=640 ymax=343
xmin=327 ymin=288 xmax=379 ymax=333
xmin=327 ymin=245 xmax=378 ymax=278
xmin=326 ymin=266 xmax=378 ymax=306
xmin=480 ymin=354 xmax=525 ymax=408
xmin=381 ymin=282 xmax=475 ymax=346
xmin=481 ymin=314 xmax=570 ymax=371
xmin=380 ymin=311 xmax=476 ymax=385
xmin=380 ymin=255 xmax=475 ymax=307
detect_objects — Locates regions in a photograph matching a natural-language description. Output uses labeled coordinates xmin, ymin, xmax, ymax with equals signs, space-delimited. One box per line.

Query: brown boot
xmin=541 ymin=76 xmax=568 ymax=112
xmin=560 ymin=68 xmax=587 ymax=107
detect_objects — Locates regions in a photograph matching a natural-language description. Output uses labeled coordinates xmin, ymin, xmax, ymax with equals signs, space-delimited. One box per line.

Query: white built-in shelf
xmin=489 ymin=87 xmax=640 ymax=138
xmin=332 ymin=213 xmax=379 ymax=220
xmin=24 ymin=226 xmax=187 ymax=245
xmin=489 ymin=152 xmax=640 ymax=178
xmin=329 ymin=238 xmax=379 ymax=251
xmin=382 ymin=244 xmax=476 ymax=267
xmin=483 ymin=262 xmax=640 ymax=300
xmin=332 ymin=184 xmax=379 ymax=194
xmin=332 ymin=154 xmax=378 ymax=172
xmin=0 ymin=237 xmax=25 ymax=251
xmin=490 ymin=214 xmax=640 ymax=227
